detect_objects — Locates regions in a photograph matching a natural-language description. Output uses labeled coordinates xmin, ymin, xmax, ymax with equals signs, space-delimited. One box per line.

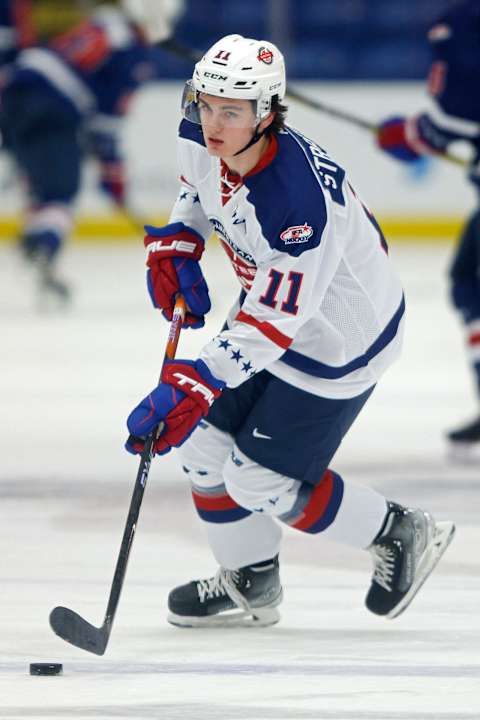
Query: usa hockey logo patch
xmin=257 ymin=46 xmax=273 ymax=65
xmin=280 ymin=223 xmax=313 ymax=244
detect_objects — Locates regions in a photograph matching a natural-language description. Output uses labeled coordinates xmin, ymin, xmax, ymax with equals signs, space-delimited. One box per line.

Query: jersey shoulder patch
xmin=244 ymin=130 xmax=334 ymax=257
xmin=178 ymin=118 xmax=206 ymax=147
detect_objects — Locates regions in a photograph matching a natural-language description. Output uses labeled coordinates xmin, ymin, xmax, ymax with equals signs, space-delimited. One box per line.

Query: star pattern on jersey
xmin=193 ymin=193 xmax=200 ymax=203
xmin=215 ymin=336 xmax=255 ymax=376
xmin=179 ymin=191 xmax=189 ymax=201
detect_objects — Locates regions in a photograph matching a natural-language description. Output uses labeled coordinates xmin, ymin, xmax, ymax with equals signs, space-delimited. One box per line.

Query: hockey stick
xmin=157 ymin=37 xmax=468 ymax=168
xmin=49 ymin=294 xmax=187 ymax=655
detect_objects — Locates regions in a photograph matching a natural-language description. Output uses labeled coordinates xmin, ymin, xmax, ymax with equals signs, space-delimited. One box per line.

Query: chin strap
xmin=233 ymin=124 xmax=267 ymax=156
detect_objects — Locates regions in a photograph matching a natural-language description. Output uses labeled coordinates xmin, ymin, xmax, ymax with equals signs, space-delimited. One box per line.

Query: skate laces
xmin=370 ymin=544 xmax=396 ymax=592
xmin=197 ymin=571 xmax=232 ymax=603
xmin=196 ymin=569 xmax=252 ymax=613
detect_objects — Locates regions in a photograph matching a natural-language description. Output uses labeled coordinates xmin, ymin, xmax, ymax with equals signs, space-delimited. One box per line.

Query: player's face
xmin=198 ymin=94 xmax=258 ymax=157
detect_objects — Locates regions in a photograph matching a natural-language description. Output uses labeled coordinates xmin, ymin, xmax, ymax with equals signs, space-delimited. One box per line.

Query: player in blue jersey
xmin=376 ymin=0 xmax=480 ymax=453
xmin=125 ymin=34 xmax=455 ymax=627
xmin=0 ymin=1 xmax=180 ymax=304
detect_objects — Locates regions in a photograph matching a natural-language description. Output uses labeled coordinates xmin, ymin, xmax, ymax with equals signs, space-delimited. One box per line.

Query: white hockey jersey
xmin=169 ymin=119 xmax=405 ymax=399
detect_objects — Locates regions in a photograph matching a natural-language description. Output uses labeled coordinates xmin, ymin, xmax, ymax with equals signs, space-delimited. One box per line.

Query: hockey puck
xmin=29 ymin=663 xmax=63 ymax=676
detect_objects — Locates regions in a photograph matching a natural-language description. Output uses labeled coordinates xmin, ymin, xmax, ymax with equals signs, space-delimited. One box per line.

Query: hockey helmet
xmin=182 ymin=34 xmax=286 ymax=127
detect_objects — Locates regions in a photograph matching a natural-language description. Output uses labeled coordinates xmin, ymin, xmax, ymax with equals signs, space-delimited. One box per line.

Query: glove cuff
xmin=161 ymin=359 xmax=224 ymax=415
xmin=144 ymin=222 xmax=205 ymax=264
xmin=378 ymin=117 xmax=408 ymax=149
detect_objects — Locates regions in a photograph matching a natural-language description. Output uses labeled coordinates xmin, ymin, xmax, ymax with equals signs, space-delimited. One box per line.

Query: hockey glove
xmin=125 ymin=359 xmax=224 ymax=456
xmin=377 ymin=116 xmax=421 ymax=163
xmin=145 ymin=222 xmax=211 ymax=328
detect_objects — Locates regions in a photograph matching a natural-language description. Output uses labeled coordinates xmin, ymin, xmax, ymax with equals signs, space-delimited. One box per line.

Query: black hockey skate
xmin=366 ymin=502 xmax=455 ymax=619
xmin=167 ymin=556 xmax=283 ymax=627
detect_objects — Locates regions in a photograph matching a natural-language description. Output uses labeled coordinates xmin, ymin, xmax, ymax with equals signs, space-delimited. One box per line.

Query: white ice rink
xmin=1 ymin=240 xmax=479 ymax=719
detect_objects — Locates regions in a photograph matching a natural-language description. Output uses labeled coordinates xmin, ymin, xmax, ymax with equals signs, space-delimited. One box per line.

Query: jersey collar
xmin=244 ymin=133 xmax=279 ymax=177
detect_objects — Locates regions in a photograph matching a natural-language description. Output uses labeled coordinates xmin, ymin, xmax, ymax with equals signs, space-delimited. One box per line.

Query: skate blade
xmin=446 ymin=442 xmax=480 ymax=465
xmin=387 ymin=521 xmax=455 ymax=619
xmin=167 ymin=605 xmax=281 ymax=629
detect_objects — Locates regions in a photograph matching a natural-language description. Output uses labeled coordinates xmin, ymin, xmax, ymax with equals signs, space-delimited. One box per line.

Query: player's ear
xmin=258 ymin=112 xmax=274 ymax=133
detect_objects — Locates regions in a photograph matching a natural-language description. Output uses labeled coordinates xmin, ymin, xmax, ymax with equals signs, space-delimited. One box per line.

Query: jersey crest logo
xmin=210 ymin=216 xmax=254 ymax=262
xmin=257 ymin=47 xmax=273 ymax=65
xmin=280 ymin=223 xmax=313 ymax=244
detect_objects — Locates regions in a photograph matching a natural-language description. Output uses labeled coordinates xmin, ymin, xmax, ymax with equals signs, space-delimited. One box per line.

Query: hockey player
xmin=0 ymin=0 xmax=182 ymax=303
xmin=376 ymin=0 xmax=480 ymax=452
xmin=126 ymin=34 xmax=455 ymax=627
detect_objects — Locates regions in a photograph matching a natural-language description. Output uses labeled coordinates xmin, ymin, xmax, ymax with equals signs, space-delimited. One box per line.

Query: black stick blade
xmin=49 ymin=606 xmax=109 ymax=656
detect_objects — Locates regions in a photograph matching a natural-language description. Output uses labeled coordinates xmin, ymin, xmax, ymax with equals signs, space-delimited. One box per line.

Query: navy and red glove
xmin=377 ymin=116 xmax=421 ymax=163
xmin=144 ymin=222 xmax=211 ymax=329
xmin=125 ymin=359 xmax=224 ymax=456
xmin=99 ymin=160 xmax=126 ymax=207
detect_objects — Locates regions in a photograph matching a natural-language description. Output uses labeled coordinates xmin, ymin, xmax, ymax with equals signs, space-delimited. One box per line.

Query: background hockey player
xmin=0 ymin=0 xmax=184 ymax=304
xmin=125 ymin=34 xmax=455 ymax=627
xmin=375 ymin=0 xmax=480 ymax=453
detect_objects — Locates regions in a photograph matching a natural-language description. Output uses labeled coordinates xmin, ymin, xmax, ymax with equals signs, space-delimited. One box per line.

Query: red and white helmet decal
xmin=257 ymin=46 xmax=273 ymax=64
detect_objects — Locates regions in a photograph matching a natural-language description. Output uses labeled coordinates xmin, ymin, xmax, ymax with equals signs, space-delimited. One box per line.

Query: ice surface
xmin=1 ymin=240 xmax=479 ymax=719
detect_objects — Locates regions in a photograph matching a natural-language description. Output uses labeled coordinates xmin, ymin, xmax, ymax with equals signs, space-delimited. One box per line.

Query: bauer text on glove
xmin=144 ymin=222 xmax=211 ymax=328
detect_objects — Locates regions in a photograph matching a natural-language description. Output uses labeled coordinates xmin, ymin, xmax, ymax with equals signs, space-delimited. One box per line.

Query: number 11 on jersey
xmin=259 ymin=269 xmax=303 ymax=315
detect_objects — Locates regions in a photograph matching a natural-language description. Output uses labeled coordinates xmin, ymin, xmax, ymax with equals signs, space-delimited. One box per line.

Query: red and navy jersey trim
xmin=235 ymin=310 xmax=293 ymax=350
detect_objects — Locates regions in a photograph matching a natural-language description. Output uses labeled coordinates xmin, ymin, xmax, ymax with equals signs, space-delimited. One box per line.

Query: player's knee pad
xmin=177 ymin=419 xmax=233 ymax=487
xmin=222 ymin=445 xmax=301 ymax=516
xmin=179 ymin=422 xmax=251 ymax=525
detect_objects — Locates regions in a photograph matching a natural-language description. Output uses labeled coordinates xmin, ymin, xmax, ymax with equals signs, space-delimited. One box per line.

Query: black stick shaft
xmin=101 ymin=295 xmax=187 ymax=637
xmin=102 ymin=436 xmax=154 ymax=631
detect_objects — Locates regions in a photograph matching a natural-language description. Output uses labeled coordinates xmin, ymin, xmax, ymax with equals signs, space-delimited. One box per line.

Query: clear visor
xmin=181 ymin=80 xmax=259 ymax=129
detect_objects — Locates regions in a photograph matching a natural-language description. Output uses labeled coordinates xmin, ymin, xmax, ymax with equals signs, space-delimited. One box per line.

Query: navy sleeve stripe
xmin=280 ymin=295 xmax=405 ymax=378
